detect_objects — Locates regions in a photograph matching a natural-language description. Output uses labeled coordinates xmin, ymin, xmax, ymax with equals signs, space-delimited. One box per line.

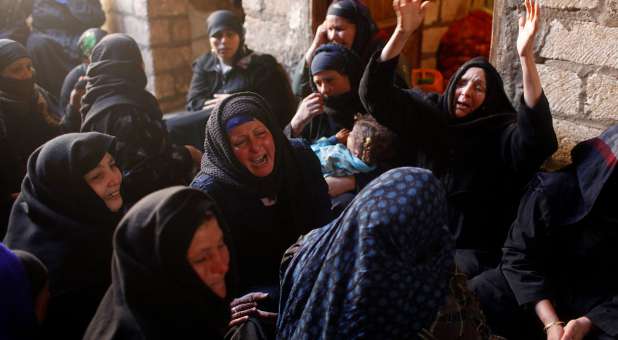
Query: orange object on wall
xmin=411 ymin=68 xmax=444 ymax=93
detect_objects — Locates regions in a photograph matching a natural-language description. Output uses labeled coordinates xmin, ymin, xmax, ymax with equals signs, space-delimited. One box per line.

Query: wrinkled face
xmin=325 ymin=15 xmax=357 ymax=49
xmin=453 ymin=67 xmax=487 ymax=118
xmin=228 ymin=119 xmax=276 ymax=177
xmin=1 ymin=57 xmax=33 ymax=80
xmin=83 ymin=153 xmax=123 ymax=212
xmin=312 ymin=70 xmax=351 ymax=98
xmin=187 ymin=217 xmax=230 ymax=298
xmin=209 ymin=29 xmax=241 ymax=64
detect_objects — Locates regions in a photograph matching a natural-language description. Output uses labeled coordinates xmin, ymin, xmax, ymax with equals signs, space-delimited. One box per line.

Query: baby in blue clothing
xmin=311 ymin=116 xmax=394 ymax=178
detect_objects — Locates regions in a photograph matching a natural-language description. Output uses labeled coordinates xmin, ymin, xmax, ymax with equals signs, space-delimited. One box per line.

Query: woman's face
xmin=312 ymin=70 xmax=351 ymax=98
xmin=453 ymin=67 xmax=487 ymax=118
xmin=325 ymin=15 xmax=357 ymax=49
xmin=1 ymin=57 xmax=33 ymax=80
xmin=228 ymin=119 xmax=276 ymax=177
xmin=187 ymin=217 xmax=230 ymax=299
xmin=83 ymin=153 xmax=123 ymax=212
xmin=209 ymin=29 xmax=241 ymax=64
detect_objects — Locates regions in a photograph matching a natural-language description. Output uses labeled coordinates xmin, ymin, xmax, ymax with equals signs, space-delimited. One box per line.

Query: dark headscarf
xmin=77 ymin=28 xmax=108 ymax=59
xmin=277 ymin=167 xmax=455 ymax=339
xmin=84 ymin=186 xmax=238 ymax=340
xmin=327 ymin=0 xmax=378 ymax=61
xmin=207 ymin=10 xmax=244 ymax=39
xmin=81 ymin=33 xmax=161 ymax=129
xmin=0 ymin=243 xmax=40 ymax=340
xmin=441 ymin=57 xmax=516 ymax=125
xmin=310 ymin=43 xmax=364 ymax=127
xmin=3 ymin=132 xmax=120 ymax=298
xmin=0 ymin=38 xmax=29 ymax=72
xmin=0 ymin=39 xmax=35 ymax=101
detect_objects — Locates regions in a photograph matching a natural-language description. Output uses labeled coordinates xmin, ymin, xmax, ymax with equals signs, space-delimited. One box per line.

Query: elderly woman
xmin=84 ymin=186 xmax=264 ymax=339
xmin=186 ymin=10 xmax=296 ymax=129
xmin=3 ymin=132 xmax=124 ymax=339
xmin=359 ymin=0 xmax=558 ymax=277
xmin=277 ymin=167 xmax=455 ymax=338
xmin=80 ymin=33 xmax=200 ymax=207
xmin=191 ymin=92 xmax=331 ymax=302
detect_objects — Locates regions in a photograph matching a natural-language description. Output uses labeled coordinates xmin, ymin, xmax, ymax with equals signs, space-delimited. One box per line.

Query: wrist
xmin=543 ymin=320 xmax=565 ymax=334
xmin=394 ymin=27 xmax=415 ymax=38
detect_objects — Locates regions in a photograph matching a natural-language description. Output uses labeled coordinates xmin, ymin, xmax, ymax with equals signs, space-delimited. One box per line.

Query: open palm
xmin=517 ymin=0 xmax=540 ymax=57
xmin=393 ymin=0 xmax=431 ymax=33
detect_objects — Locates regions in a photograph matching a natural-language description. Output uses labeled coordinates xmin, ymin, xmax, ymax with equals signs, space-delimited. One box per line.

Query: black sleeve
xmin=95 ymin=107 xmax=193 ymax=205
xmin=59 ymin=65 xmax=83 ymax=111
xmin=251 ymin=56 xmax=297 ymax=129
xmin=499 ymin=92 xmax=558 ymax=175
xmin=66 ymin=0 xmax=105 ymax=27
xmin=586 ymin=295 xmax=618 ymax=337
xmin=291 ymin=59 xmax=312 ymax=100
xmin=501 ymin=181 xmax=553 ymax=307
xmin=186 ymin=57 xmax=215 ymax=111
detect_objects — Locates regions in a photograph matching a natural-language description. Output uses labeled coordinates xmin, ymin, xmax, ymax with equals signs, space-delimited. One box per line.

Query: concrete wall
xmin=492 ymin=0 xmax=618 ymax=167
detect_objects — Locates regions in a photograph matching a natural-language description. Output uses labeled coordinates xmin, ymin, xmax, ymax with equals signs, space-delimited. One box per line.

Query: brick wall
xmin=492 ymin=0 xmax=618 ymax=167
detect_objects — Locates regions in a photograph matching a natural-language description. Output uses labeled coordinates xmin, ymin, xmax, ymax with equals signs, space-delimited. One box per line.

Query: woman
xmin=186 ymin=10 xmax=296 ymax=129
xmin=277 ymin=167 xmax=455 ymax=338
xmin=191 ymin=92 xmax=331 ymax=298
xmin=3 ymin=132 xmax=124 ymax=339
xmin=84 ymin=186 xmax=258 ymax=339
xmin=359 ymin=0 xmax=558 ymax=276
xmin=1 ymin=38 xmax=78 ymax=236
xmin=292 ymin=0 xmax=386 ymax=99
xmin=80 ymin=33 xmax=200 ymax=207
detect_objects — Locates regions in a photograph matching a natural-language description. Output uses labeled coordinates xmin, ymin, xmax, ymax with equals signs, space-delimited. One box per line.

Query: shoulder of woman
xmin=193 ymin=52 xmax=217 ymax=71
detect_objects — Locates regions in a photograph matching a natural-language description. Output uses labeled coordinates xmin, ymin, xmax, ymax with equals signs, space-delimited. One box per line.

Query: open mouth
xmin=106 ymin=190 xmax=121 ymax=200
xmin=251 ymin=155 xmax=268 ymax=166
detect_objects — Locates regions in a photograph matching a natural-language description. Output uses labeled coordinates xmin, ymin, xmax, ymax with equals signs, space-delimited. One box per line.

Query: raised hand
xmin=393 ymin=0 xmax=431 ymax=34
xmin=517 ymin=0 xmax=541 ymax=58
xmin=228 ymin=292 xmax=277 ymax=327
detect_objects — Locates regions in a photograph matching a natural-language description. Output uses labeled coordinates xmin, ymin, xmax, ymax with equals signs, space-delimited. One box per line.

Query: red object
xmin=411 ymin=68 xmax=444 ymax=93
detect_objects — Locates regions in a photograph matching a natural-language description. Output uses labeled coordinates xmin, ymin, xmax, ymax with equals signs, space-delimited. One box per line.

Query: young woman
xmin=3 ymin=132 xmax=124 ymax=339
xmin=359 ymin=0 xmax=558 ymax=277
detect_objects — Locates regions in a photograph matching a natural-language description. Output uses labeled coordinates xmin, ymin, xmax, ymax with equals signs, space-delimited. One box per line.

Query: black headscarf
xmin=327 ymin=0 xmax=378 ymax=61
xmin=310 ymin=43 xmax=364 ymax=128
xmin=205 ymin=10 xmax=248 ymax=63
xmin=440 ymin=57 xmax=516 ymax=126
xmin=3 ymin=132 xmax=121 ymax=298
xmin=81 ymin=33 xmax=161 ymax=129
xmin=0 ymin=39 xmax=35 ymax=101
xmin=84 ymin=186 xmax=238 ymax=340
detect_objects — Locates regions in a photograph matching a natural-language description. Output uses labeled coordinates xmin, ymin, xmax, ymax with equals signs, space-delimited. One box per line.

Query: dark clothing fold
xmin=186 ymin=50 xmax=296 ymax=129
xmin=59 ymin=62 xmax=86 ymax=112
xmin=84 ymin=187 xmax=239 ymax=340
xmin=3 ymin=132 xmax=121 ymax=340
xmin=500 ymin=125 xmax=618 ymax=338
xmin=277 ymin=167 xmax=455 ymax=339
xmin=360 ymin=52 xmax=558 ymax=276
xmin=0 ymin=0 xmax=33 ymax=45
xmin=191 ymin=92 xmax=331 ymax=294
xmin=80 ymin=34 xmax=193 ymax=207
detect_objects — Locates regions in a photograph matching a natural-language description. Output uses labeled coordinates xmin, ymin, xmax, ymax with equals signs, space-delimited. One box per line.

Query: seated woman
xmin=84 ymin=186 xmax=263 ymax=339
xmin=186 ymin=10 xmax=296 ymax=129
xmin=292 ymin=0 xmax=395 ymax=99
xmin=472 ymin=125 xmax=618 ymax=340
xmin=0 ymin=245 xmax=48 ymax=340
xmin=80 ymin=33 xmax=201 ymax=207
xmin=27 ymin=0 xmax=105 ymax=97
xmin=1 ymin=38 xmax=78 ymax=236
xmin=191 ymin=92 xmax=331 ymax=303
xmin=277 ymin=167 xmax=455 ymax=338
xmin=3 ymin=132 xmax=124 ymax=339
xmin=360 ymin=0 xmax=557 ymax=277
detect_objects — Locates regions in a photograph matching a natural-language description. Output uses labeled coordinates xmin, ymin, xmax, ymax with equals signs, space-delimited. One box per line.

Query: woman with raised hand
xmin=3 ymin=132 xmax=124 ymax=339
xmin=359 ymin=0 xmax=557 ymax=277
xmin=80 ymin=33 xmax=201 ymax=208
xmin=84 ymin=186 xmax=264 ymax=340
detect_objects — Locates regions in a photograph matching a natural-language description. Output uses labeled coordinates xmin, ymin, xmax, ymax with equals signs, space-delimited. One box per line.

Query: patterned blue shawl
xmin=277 ymin=167 xmax=454 ymax=339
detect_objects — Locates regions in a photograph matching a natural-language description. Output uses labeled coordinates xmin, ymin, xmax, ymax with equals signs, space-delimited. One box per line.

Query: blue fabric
xmin=225 ymin=114 xmax=254 ymax=132
xmin=277 ymin=167 xmax=454 ymax=339
xmin=0 ymin=243 xmax=38 ymax=340
xmin=311 ymin=137 xmax=375 ymax=177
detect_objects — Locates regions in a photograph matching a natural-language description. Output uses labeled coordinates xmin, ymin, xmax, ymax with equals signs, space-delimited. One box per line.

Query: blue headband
xmin=225 ymin=114 xmax=255 ymax=132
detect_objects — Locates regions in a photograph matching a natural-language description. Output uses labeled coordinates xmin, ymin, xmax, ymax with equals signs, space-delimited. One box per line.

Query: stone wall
xmin=242 ymin=0 xmax=313 ymax=74
xmin=421 ymin=0 xmax=493 ymax=69
xmin=492 ymin=0 xmax=618 ymax=167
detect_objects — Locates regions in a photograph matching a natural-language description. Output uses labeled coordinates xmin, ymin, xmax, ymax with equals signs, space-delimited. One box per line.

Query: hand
xmin=335 ymin=129 xmax=350 ymax=144
xmin=202 ymin=93 xmax=231 ymax=111
xmin=305 ymin=22 xmax=329 ymax=64
xmin=325 ymin=175 xmax=356 ymax=197
xmin=229 ymin=292 xmax=277 ymax=327
xmin=393 ymin=0 xmax=431 ymax=34
xmin=517 ymin=0 xmax=540 ymax=58
xmin=560 ymin=317 xmax=593 ymax=340
xmin=290 ymin=93 xmax=323 ymax=136
xmin=546 ymin=322 xmax=565 ymax=340
xmin=184 ymin=145 xmax=203 ymax=166
xmin=69 ymin=88 xmax=85 ymax=111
